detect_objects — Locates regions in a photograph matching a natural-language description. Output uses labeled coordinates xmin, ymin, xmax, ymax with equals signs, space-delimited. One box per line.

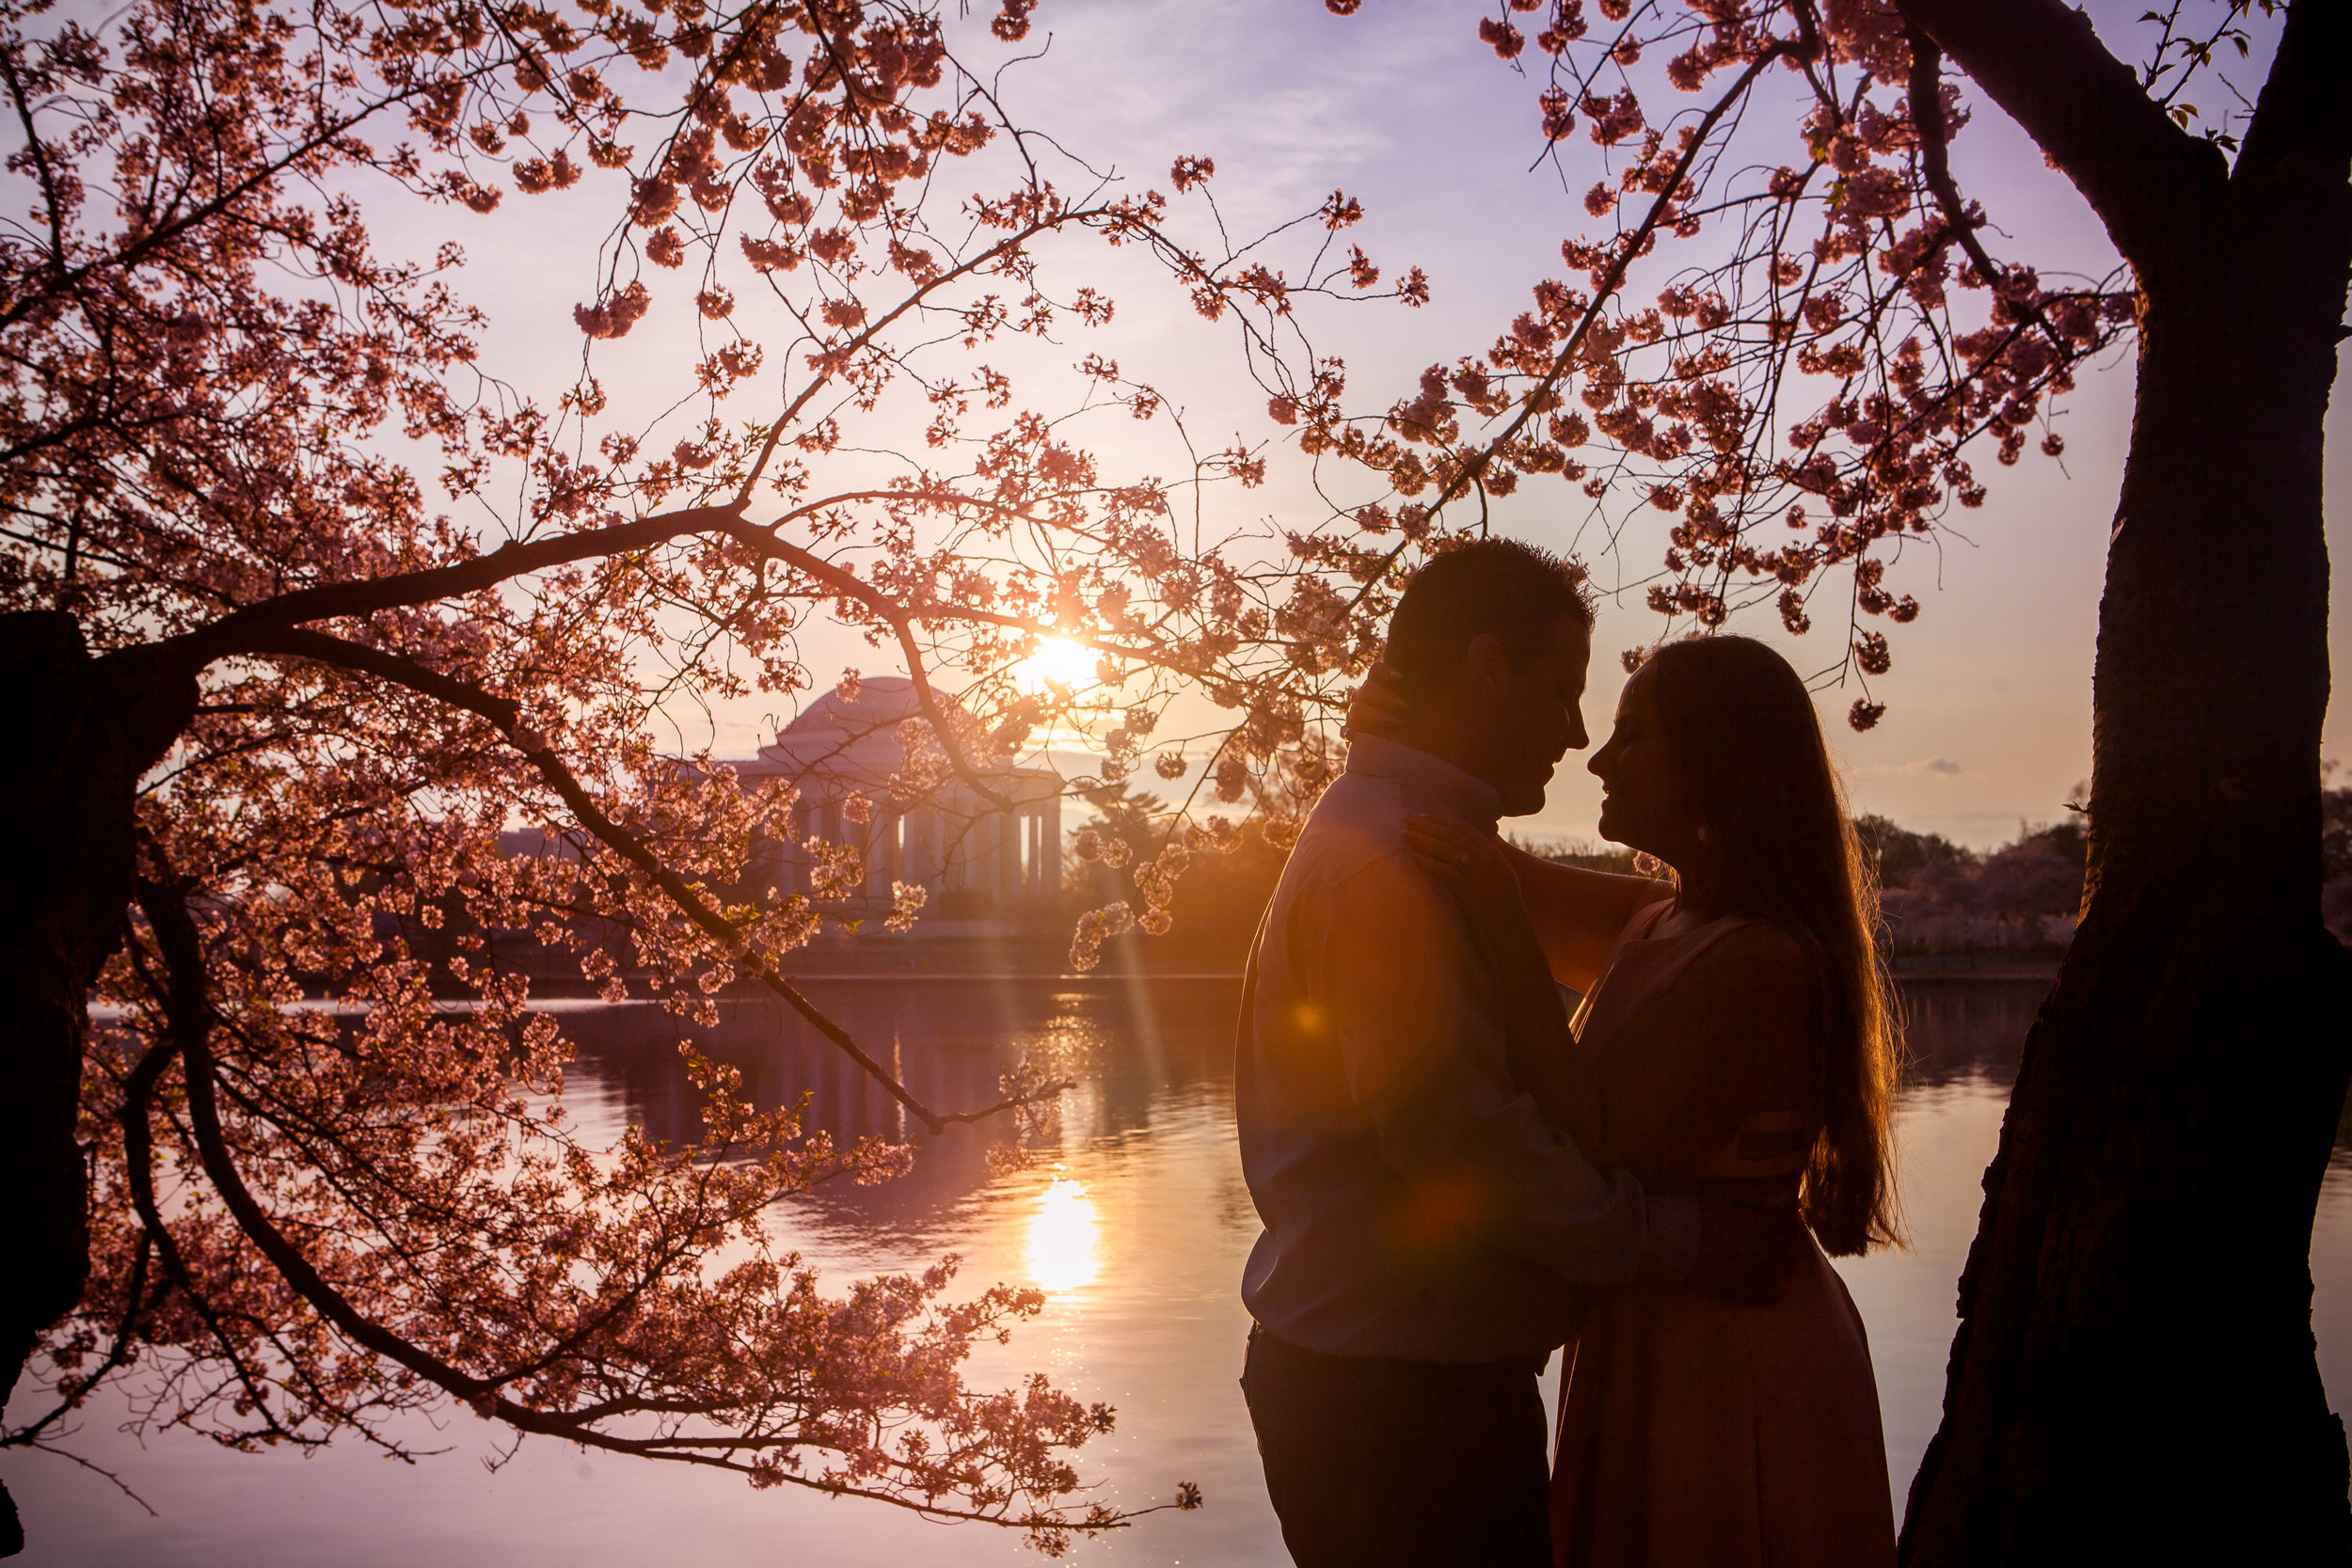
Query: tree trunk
xmin=1899 ymin=141 xmax=2352 ymax=1561
xmin=0 ymin=611 xmax=191 ymax=1555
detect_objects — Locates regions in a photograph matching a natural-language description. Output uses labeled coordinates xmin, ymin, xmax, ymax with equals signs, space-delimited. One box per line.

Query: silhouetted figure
xmin=1237 ymin=545 xmax=1802 ymax=1568
xmin=1393 ymin=635 xmax=1899 ymax=1568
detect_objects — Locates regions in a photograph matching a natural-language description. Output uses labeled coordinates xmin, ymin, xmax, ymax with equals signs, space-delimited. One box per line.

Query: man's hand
xmin=1687 ymin=1196 xmax=1806 ymax=1305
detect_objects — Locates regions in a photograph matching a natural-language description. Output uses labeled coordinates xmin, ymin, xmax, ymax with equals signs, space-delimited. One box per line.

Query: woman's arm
xmin=1501 ymin=845 xmax=1663 ymax=992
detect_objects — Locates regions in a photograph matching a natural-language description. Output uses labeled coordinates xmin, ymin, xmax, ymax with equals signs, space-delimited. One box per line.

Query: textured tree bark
xmin=1899 ymin=3 xmax=2352 ymax=1554
xmin=0 ymin=611 xmax=192 ymax=1555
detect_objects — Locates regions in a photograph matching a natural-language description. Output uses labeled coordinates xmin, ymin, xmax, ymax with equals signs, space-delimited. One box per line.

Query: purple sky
xmin=438 ymin=0 xmax=2349 ymax=849
xmin=994 ymin=0 xmax=2349 ymax=847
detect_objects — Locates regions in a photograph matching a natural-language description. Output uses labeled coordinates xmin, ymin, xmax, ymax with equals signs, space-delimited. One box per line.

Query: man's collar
xmin=1344 ymin=735 xmax=1503 ymax=832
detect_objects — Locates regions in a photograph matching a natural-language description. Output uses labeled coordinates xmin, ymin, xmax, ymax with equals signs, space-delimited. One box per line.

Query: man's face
xmin=1465 ymin=618 xmax=1592 ymax=816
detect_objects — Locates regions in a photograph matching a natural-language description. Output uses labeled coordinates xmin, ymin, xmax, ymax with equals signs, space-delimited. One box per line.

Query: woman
xmin=1353 ymin=635 xmax=1899 ymax=1568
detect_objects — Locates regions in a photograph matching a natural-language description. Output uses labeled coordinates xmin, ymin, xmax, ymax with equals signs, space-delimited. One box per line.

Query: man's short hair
xmin=1384 ymin=537 xmax=1594 ymax=693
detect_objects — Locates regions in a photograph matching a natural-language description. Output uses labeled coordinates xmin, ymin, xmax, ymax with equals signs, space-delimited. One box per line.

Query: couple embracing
xmin=1235 ymin=539 xmax=1899 ymax=1568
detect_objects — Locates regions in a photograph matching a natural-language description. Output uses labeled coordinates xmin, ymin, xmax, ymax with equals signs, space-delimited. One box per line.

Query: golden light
xmin=1024 ymin=1168 xmax=1101 ymax=1294
xmin=1017 ymin=635 xmax=1096 ymax=695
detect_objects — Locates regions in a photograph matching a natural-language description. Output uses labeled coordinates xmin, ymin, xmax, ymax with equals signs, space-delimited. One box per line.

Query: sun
xmin=1017 ymin=635 xmax=1096 ymax=694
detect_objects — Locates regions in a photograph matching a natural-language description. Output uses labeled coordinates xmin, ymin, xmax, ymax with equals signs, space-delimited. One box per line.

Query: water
xmin=16 ymin=977 xmax=2352 ymax=1565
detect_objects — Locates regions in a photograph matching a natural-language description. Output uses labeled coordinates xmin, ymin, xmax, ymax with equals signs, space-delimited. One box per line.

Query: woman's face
xmin=1588 ymin=663 xmax=1696 ymax=861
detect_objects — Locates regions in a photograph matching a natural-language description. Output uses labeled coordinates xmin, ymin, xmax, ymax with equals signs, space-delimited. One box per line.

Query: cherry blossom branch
xmin=733 ymin=208 xmax=1131 ymax=506
xmin=238 ymin=626 xmax=1069 ymax=1136
xmin=0 ymin=35 xmax=507 ymax=335
xmin=166 ymin=501 xmax=750 ymax=668
xmin=724 ymin=522 xmax=1016 ymax=810
xmin=0 ymin=40 xmax=69 ymax=275
xmin=1343 ymin=37 xmax=1793 ymax=613
xmin=111 ymin=1015 xmax=315 ymax=1450
xmin=129 ymin=861 xmax=1140 ymax=1535
xmin=160 ymin=451 xmax=1222 ymax=852
xmin=140 ymin=867 xmax=520 ymax=1404
xmin=0 ymin=1232 xmax=151 ymax=1451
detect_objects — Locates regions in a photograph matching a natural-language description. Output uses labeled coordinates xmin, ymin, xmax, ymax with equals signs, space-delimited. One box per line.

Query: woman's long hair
xmin=1647 ymin=637 xmax=1902 ymax=1255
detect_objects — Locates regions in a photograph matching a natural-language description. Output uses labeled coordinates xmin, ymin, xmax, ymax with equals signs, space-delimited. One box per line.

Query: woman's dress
xmin=1533 ymin=901 xmax=1896 ymax=1568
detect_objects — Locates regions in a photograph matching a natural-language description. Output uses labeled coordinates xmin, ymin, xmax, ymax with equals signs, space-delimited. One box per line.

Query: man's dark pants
xmin=1241 ymin=1323 xmax=1552 ymax=1568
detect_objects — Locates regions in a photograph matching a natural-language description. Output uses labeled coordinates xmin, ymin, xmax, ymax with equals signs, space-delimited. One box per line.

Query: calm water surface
xmin=20 ymin=977 xmax=2352 ymax=1565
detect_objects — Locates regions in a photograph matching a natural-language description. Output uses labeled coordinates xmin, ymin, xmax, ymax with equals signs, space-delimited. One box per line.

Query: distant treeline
xmin=1511 ymin=819 xmax=2090 ymax=956
xmin=1063 ymin=786 xmax=1289 ymax=964
xmin=1854 ymin=779 xmax=2350 ymax=951
xmin=2331 ymin=782 xmax=2352 ymax=937
xmin=1506 ymin=816 xmax=2089 ymax=957
xmin=1522 ymin=781 xmax=2352 ymax=953
xmin=1851 ymin=814 xmax=2088 ymax=956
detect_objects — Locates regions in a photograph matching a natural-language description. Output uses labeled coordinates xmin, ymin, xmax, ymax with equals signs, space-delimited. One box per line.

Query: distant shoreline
xmin=754 ymin=948 xmax=2067 ymax=983
xmin=91 ymin=959 xmax=2062 ymax=1021
xmin=717 ymin=953 xmax=2068 ymax=985
xmin=762 ymin=958 xmax=2070 ymax=982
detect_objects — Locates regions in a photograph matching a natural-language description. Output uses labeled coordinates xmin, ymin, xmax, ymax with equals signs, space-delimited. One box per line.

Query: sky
xmin=432 ymin=0 xmax=2351 ymax=851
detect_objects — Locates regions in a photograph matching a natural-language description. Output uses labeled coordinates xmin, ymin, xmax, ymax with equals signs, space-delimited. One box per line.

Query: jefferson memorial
xmin=729 ymin=676 xmax=1063 ymax=925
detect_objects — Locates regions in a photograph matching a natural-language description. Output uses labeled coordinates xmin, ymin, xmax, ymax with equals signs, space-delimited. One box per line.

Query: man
xmin=1235 ymin=538 xmax=1796 ymax=1567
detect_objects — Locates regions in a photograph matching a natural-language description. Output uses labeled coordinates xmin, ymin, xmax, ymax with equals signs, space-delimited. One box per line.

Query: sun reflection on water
xmin=1025 ymin=1166 xmax=1101 ymax=1293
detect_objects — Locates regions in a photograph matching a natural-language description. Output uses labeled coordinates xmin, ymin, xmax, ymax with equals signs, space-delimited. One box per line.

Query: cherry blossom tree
xmin=5 ymin=0 xmax=2345 ymax=1557
xmin=1290 ymin=0 xmax=2344 ymax=1557
xmin=0 ymin=0 xmax=1404 ymax=1550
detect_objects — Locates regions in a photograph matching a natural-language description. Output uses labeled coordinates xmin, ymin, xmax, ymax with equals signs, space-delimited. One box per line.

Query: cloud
xmin=1858 ymin=757 xmax=1963 ymax=779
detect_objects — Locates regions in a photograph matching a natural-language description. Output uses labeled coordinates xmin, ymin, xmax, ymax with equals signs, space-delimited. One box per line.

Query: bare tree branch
xmin=1906 ymin=26 xmax=2068 ymax=355
xmin=1896 ymin=0 xmax=2225 ymax=284
xmin=2236 ymin=0 xmax=2352 ymax=191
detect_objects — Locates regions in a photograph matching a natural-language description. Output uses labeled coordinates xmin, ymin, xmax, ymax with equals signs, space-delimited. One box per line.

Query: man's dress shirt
xmin=1237 ymin=736 xmax=1701 ymax=1363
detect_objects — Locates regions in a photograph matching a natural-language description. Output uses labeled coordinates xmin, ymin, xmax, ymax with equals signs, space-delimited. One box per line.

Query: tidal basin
xmin=20 ymin=976 xmax=2352 ymax=1566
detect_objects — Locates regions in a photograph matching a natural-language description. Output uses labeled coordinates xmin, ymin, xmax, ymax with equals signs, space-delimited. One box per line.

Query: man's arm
xmin=1325 ymin=852 xmax=1699 ymax=1288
